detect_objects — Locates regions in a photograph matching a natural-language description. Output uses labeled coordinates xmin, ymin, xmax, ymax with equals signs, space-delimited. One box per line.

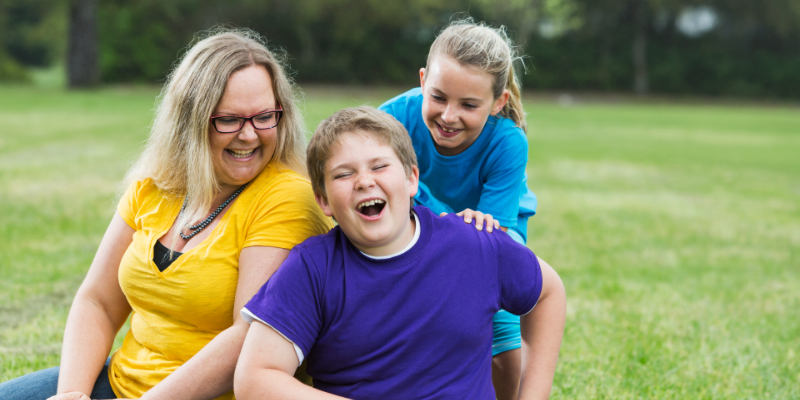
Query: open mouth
xmin=436 ymin=122 xmax=461 ymax=137
xmin=357 ymin=199 xmax=386 ymax=217
xmin=226 ymin=148 xmax=257 ymax=159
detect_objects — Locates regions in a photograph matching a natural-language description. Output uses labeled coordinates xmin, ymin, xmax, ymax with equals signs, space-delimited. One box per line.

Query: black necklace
xmin=179 ymin=184 xmax=247 ymax=240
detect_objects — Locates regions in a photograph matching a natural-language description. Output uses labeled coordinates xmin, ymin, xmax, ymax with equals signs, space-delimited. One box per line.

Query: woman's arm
xmin=54 ymin=213 xmax=135 ymax=398
xmin=235 ymin=321 xmax=348 ymax=400
xmin=138 ymin=245 xmax=290 ymax=400
xmin=518 ymin=257 xmax=566 ymax=400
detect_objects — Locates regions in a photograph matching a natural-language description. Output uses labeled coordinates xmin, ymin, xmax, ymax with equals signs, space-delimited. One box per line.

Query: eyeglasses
xmin=210 ymin=106 xmax=283 ymax=133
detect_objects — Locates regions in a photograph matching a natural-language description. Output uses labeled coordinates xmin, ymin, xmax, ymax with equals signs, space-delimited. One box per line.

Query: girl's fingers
xmin=474 ymin=212 xmax=485 ymax=231
xmin=485 ymin=214 xmax=494 ymax=233
xmin=459 ymin=208 xmax=475 ymax=224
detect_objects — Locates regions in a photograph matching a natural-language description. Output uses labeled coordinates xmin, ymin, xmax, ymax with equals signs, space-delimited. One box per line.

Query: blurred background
xmin=1 ymin=1 xmax=799 ymax=398
xmin=2 ymin=0 xmax=800 ymax=97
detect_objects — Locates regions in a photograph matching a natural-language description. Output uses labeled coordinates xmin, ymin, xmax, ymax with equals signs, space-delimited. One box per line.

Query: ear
xmin=407 ymin=165 xmax=420 ymax=198
xmin=314 ymin=193 xmax=334 ymax=218
xmin=490 ymin=89 xmax=510 ymax=116
xmin=419 ymin=68 xmax=426 ymax=89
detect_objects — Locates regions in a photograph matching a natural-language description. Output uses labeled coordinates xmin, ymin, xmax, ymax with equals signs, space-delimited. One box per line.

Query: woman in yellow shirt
xmin=0 ymin=30 xmax=331 ymax=400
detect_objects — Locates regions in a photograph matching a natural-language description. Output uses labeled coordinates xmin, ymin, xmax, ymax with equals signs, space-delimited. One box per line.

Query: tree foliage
xmin=2 ymin=0 xmax=799 ymax=98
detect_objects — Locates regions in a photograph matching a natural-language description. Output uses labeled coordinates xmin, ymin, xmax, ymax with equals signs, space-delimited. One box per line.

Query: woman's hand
xmin=47 ymin=392 xmax=90 ymax=400
xmin=440 ymin=208 xmax=501 ymax=232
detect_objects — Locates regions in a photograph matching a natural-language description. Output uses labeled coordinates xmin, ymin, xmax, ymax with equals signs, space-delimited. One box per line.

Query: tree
xmin=67 ymin=0 xmax=98 ymax=88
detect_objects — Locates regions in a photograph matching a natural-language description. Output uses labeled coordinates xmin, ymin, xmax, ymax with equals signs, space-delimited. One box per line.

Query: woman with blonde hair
xmin=0 ymin=29 xmax=331 ymax=400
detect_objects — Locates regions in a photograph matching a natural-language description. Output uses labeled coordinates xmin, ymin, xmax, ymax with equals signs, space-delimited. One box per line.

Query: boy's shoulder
xmin=415 ymin=206 xmax=507 ymax=251
xmin=292 ymin=225 xmax=342 ymax=257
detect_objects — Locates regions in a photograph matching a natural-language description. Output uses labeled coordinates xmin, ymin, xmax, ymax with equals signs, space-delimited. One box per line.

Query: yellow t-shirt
xmin=109 ymin=163 xmax=333 ymax=399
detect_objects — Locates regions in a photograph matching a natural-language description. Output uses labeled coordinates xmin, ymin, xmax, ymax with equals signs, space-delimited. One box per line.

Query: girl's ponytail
xmin=504 ymin=63 xmax=527 ymax=133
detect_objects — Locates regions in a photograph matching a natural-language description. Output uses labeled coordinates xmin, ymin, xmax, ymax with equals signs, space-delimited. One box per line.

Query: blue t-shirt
xmin=379 ymin=88 xmax=537 ymax=242
xmin=244 ymin=206 xmax=543 ymax=399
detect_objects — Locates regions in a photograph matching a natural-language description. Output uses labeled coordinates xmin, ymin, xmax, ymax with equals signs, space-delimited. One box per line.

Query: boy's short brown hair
xmin=307 ymin=106 xmax=418 ymax=201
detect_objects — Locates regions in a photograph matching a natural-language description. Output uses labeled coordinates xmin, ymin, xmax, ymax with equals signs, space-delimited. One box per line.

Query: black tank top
xmin=153 ymin=240 xmax=183 ymax=272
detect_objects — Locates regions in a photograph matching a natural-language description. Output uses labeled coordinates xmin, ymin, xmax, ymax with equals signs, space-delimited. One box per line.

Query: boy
xmin=234 ymin=107 xmax=565 ymax=399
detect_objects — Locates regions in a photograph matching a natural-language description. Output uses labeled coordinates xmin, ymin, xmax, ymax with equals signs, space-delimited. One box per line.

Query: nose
xmin=441 ymin=104 xmax=458 ymax=124
xmin=237 ymin=120 xmax=259 ymax=141
xmin=354 ymin=171 xmax=375 ymax=191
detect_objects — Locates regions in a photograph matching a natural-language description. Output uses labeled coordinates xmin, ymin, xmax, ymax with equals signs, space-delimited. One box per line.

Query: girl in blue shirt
xmin=379 ymin=19 xmax=537 ymax=399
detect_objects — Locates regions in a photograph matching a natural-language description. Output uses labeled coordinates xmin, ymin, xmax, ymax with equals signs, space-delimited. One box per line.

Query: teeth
xmin=228 ymin=149 xmax=255 ymax=158
xmin=358 ymin=199 xmax=385 ymax=209
xmin=439 ymin=124 xmax=458 ymax=133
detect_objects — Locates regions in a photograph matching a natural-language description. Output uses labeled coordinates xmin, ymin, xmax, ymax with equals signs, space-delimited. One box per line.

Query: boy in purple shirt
xmin=234 ymin=107 xmax=565 ymax=400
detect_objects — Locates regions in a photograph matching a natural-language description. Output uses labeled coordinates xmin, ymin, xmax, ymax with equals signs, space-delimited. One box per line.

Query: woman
xmin=0 ymin=29 xmax=332 ymax=400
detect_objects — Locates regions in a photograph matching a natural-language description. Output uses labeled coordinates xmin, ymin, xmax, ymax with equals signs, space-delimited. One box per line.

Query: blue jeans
xmin=0 ymin=358 xmax=116 ymax=400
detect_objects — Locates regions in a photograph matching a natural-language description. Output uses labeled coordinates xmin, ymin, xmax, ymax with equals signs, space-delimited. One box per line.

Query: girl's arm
xmin=138 ymin=246 xmax=290 ymax=400
xmin=53 ymin=214 xmax=134 ymax=400
xmin=518 ymin=257 xmax=566 ymax=400
xmin=235 ymin=322 xmax=348 ymax=400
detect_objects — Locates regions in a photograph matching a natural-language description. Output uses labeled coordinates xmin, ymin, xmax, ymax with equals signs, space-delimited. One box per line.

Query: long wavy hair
xmin=426 ymin=19 xmax=527 ymax=133
xmin=123 ymin=28 xmax=306 ymax=241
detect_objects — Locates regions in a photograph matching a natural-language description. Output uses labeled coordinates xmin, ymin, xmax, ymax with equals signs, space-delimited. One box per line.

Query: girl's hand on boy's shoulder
xmin=439 ymin=208 xmax=502 ymax=232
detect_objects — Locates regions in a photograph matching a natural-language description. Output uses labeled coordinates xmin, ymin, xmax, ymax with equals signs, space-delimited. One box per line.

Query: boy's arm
xmin=234 ymin=321 xmax=348 ymax=400
xmin=518 ymin=257 xmax=566 ymax=400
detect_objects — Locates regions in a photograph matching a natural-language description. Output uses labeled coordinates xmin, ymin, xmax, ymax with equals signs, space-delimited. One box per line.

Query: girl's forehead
xmin=425 ymin=55 xmax=494 ymax=100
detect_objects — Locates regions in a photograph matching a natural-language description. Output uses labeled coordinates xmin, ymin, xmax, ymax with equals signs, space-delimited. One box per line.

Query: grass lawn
xmin=1 ymin=84 xmax=798 ymax=398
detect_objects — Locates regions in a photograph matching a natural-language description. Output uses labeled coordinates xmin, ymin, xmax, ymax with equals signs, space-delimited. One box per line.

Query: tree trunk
xmin=632 ymin=0 xmax=648 ymax=95
xmin=67 ymin=0 xmax=99 ymax=88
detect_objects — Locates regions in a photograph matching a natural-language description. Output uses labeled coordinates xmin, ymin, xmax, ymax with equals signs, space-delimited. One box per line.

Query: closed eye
xmin=431 ymin=94 xmax=446 ymax=103
xmin=216 ymin=117 xmax=241 ymax=124
xmin=333 ymin=172 xmax=352 ymax=179
xmin=463 ymin=103 xmax=478 ymax=109
xmin=372 ymin=164 xmax=388 ymax=171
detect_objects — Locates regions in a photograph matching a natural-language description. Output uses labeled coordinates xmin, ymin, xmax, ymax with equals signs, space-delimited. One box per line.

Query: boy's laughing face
xmin=315 ymin=131 xmax=419 ymax=257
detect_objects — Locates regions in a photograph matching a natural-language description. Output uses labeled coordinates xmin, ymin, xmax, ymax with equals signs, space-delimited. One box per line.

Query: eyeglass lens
xmin=214 ymin=111 xmax=280 ymax=133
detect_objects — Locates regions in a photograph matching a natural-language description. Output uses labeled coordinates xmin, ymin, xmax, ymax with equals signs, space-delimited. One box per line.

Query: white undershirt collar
xmin=360 ymin=211 xmax=420 ymax=260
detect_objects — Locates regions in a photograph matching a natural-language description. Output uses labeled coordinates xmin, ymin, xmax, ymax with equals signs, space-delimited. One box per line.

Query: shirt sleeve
xmin=476 ymin=127 xmax=529 ymax=229
xmin=495 ymin=233 xmax=542 ymax=315
xmin=243 ymin=176 xmax=333 ymax=250
xmin=243 ymin=246 xmax=323 ymax=357
xmin=241 ymin=307 xmax=306 ymax=366
xmin=116 ymin=180 xmax=144 ymax=230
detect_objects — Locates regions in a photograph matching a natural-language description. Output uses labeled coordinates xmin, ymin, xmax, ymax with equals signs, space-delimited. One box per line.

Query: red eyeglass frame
xmin=209 ymin=105 xmax=283 ymax=133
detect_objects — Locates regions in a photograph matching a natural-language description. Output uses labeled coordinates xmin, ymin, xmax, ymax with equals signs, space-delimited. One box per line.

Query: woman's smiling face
xmin=209 ymin=65 xmax=279 ymax=192
xmin=419 ymin=55 xmax=508 ymax=156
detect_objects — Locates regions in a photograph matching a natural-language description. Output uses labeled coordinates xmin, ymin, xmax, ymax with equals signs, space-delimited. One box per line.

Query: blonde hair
xmin=426 ymin=19 xmax=527 ymax=132
xmin=307 ymin=106 xmax=417 ymax=202
xmin=124 ymin=28 xmax=306 ymax=242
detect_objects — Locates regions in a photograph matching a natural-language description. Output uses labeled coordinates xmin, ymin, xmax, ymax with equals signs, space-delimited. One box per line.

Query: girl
xmin=379 ymin=19 xmax=538 ymax=399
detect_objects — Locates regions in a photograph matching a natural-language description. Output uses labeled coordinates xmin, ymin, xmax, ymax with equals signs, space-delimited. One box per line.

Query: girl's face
xmin=419 ymin=55 xmax=509 ymax=156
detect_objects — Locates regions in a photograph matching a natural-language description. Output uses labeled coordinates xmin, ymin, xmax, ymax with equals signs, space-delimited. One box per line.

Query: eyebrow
xmin=430 ymin=87 xmax=485 ymax=104
xmin=213 ymin=105 xmax=278 ymax=116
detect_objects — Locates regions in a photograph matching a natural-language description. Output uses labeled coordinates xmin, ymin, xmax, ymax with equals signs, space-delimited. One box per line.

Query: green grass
xmin=1 ymin=85 xmax=798 ymax=398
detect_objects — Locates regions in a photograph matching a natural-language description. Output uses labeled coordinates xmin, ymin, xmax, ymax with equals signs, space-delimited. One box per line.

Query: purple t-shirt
xmin=244 ymin=206 xmax=542 ymax=399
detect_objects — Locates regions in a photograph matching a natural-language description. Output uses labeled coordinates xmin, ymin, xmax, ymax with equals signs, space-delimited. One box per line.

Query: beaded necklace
xmin=179 ymin=183 xmax=247 ymax=240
